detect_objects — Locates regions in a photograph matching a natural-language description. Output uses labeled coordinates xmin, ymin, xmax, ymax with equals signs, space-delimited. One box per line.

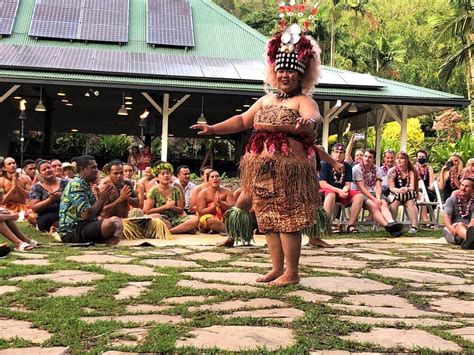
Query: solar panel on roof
xmin=231 ymin=59 xmax=265 ymax=81
xmin=130 ymin=52 xmax=167 ymax=75
xmin=0 ymin=44 xmax=24 ymax=65
xmin=12 ymin=45 xmax=60 ymax=69
xmin=54 ymin=48 xmax=96 ymax=71
xmin=28 ymin=0 xmax=129 ymax=43
xmin=164 ymin=55 xmax=203 ymax=77
xmin=146 ymin=0 xmax=194 ymax=48
xmin=198 ymin=57 xmax=240 ymax=80
xmin=339 ymin=72 xmax=382 ymax=88
xmin=0 ymin=0 xmax=19 ymax=36
xmin=91 ymin=50 xmax=129 ymax=74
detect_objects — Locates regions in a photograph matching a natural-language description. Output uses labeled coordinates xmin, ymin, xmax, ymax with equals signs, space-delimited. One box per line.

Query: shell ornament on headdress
xmin=267 ymin=1 xmax=320 ymax=75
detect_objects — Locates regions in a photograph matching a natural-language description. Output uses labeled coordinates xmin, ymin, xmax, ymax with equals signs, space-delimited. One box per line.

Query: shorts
xmin=443 ymin=223 xmax=466 ymax=245
xmin=198 ymin=213 xmax=223 ymax=232
xmin=61 ymin=220 xmax=103 ymax=243
xmin=359 ymin=191 xmax=389 ymax=205
xmin=37 ymin=212 xmax=59 ymax=232
xmin=320 ymin=188 xmax=361 ymax=207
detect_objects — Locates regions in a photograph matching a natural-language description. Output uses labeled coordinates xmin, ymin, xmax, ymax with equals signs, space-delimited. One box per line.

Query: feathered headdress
xmin=266 ymin=1 xmax=320 ymax=75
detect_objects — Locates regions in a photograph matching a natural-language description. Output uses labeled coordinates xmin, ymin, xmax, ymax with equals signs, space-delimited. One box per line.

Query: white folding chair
xmin=416 ymin=179 xmax=441 ymax=227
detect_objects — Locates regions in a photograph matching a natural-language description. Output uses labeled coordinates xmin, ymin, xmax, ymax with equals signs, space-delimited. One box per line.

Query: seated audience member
xmin=99 ymin=160 xmax=170 ymax=240
xmin=0 ymin=206 xmax=37 ymax=251
xmin=414 ymin=149 xmax=436 ymax=225
xmin=380 ymin=149 xmax=395 ymax=197
xmin=123 ymin=163 xmax=136 ymax=189
xmin=387 ymin=151 xmax=419 ymax=234
xmin=197 ymin=170 xmax=235 ymax=246
xmin=173 ymin=165 xmax=196 ymax=214
xmin=29 ymin=160 xmax=68 ymax=232
xmin=136 ymin=165 xmax=155 ymax=207
xmin=70 ymin=157 xmax=79 ymax=168
xmin=320 ymin=143 xmax=363 ymax=233
xmin=461 ymin=158 xmax=474 ymax=180
xmin=58 ymin=155 xmax=123 ymax=244
xmin=0 ymin=157 xmax=33 ymax=221
xmin=443 ymin=177 xmax=474 ymax=248
xmin=352 ymin=149 xmax=403 ymax=237
xmin=62 ymin=163 xmax=76 ymax=180
xmin=138 ymin=146 xmax=153 ymax=172
xmin=99 ymin=160 xmax=140 ymax=219
xmin=51 ymin=159 xmax=63 ymax=178
xmin=439 ymin=153 xmax=463 ymax=202
xmin=189 ymin=166 xmax=213 ymax=213
xmin=22 ymin=160 xmax=38 ymax=184
xmin=127 ymin=146 xmax=141 ymax=167
xmin=144 ymin=162 xmax=198 ymax=234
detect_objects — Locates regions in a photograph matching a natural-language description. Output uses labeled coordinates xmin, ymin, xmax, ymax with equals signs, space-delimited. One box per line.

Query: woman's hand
xmin=295 ymin=117 xmax=317 ymax=130
xmin=190 ymin=124 xmax=214 ymax=135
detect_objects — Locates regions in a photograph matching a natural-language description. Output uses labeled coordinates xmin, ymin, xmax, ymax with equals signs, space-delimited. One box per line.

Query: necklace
xmin=395 ymin=166 xmax=410 ymax=188
xmin=456 ymin=192 xmax=474 ymax=218
xmin=361 ymin=163 xmax=377 ymax=188
xmin=449 ymin=169 xmax=459 ymax=189
xmin=382 ymin=164 xmax=390 ymax=175
xmin=333 ymin=166 xmax=345 ymax=185
xmin=416 ymin=163 xmax=429 ymax=182
xmin=275 ymin=87 xmax=302 ymax=101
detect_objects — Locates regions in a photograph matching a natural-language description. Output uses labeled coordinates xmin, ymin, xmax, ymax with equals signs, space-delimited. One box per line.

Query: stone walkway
xmin=0 ymin=234 xmax=473 ymax=353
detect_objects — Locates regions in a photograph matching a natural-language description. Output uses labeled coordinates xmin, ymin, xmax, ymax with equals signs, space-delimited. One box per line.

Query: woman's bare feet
xmin=216 ymin=236 xmax=234 ymax=248
xmin=256 ymin=269 xmax=284 ymax=283
xmin=268 ymin=272 xmax=300 ymax=286
xmin=307 ymin=238 xmax=334 ymax=248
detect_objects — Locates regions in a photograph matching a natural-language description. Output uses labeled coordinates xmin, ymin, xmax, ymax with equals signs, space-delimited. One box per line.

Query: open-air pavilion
xmin=0 ymin=0 xmax=469 ymax=168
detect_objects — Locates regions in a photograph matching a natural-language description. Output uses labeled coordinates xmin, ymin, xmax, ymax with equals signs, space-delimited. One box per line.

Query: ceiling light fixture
xmin=61 ymin=99 xmax=69 ymax=103
xmin=66 ymin=103 xmax=73 ymax=107
xmin=13 ymin=95 xmax=22 ymax=100
xmin=348 ymin=103 xmax=358 ymax=113
xmin=117 ymin=91 xmax=128 ymax=116
xmin=125 ymin=94 xmax=133 ymax=100
xmin=196 ymin=96 xmax=207 ymax=124
xmin=125 ymin=100 xmax=133 ymax=105
xmin=35 ymin=86 xmax=46 ymax=112
xmin=57 ymin=88 xmax=66 ymax=96
xmin=243 ymin=104 xmax=251 ymax=108
xmin=70 ymin=128 xmax=78 ymax=132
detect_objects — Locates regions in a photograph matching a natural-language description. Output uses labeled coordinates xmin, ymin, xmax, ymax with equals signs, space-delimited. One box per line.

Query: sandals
xmin=347 ymin=225 xmax=359 ymax=234
xmin=408 ymin=226 xmax=418 ymax=234
xmin=28 ymin=239 xmax=39 ymax=248
xmin=15 ymin=242 xmax=34 ymax=252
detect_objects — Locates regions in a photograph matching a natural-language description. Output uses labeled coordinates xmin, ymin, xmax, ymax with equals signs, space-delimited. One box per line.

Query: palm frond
xmin=439 ymin=42 xmax=474 ymax=81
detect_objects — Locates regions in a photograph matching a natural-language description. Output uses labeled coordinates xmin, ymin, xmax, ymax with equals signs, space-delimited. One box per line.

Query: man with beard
xmin=352 ymin=149 xmax=403 ymax=237
xmin=443 ymin=177 xmax=474 ymax=249
xmin=197 ymin=170 xmax=235 ymax=246
xmin=22 ymin=160 xmax=38 ymax=184
xmin=100 ymin=160 xmax=140 ymax=218
xmin=59 ymin=155 xmax=122 ymax=244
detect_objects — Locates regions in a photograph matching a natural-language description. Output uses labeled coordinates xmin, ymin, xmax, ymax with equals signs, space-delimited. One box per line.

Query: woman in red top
xmin=138 ymin=146 xmax=152 ymax=172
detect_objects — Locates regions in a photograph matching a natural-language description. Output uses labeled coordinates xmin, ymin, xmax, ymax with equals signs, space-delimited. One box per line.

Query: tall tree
xmin=436 ymin=0 xmax=474 ymax=134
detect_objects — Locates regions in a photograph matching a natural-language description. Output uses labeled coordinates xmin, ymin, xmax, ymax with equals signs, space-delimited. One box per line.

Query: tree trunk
xmin=330 ymin=13 xmax=335 ymax=67
xmin=467 ymin=45 xmax=474 ymax=135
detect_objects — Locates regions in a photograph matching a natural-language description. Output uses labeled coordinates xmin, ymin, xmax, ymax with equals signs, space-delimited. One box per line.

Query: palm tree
xmin=436 ymin=0 xmax=474 ymax=134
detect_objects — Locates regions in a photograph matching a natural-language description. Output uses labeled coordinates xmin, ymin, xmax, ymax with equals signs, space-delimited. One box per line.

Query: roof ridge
xmin=198 ymin=0 xmax=268 ymax=44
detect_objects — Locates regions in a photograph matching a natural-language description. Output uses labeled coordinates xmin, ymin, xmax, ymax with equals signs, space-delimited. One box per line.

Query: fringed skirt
xmin=239 ymin=132 xmax=319 ymax=233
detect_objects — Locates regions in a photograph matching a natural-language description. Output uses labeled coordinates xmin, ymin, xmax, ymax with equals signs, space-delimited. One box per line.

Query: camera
xmin=445 ymin=161 xmax=454 ymax=169
xmin=354 ymin=133 xmax=365 ymax=141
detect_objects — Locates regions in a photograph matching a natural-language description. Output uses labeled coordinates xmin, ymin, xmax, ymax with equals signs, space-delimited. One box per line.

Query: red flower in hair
xmin=296 ymin=36 xmax=314 ymax=63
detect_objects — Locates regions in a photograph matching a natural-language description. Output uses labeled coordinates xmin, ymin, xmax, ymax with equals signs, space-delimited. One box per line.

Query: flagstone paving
xmin=100 ymin=263 xmax=163 ymax=277
xmin=0 ymin=347 xmax=69 ymax=354
xmin=48 ymin=286 xmax=95 ymax=297
xmin=10 ymin=270 xmax=104 ymax=284
xmin=300 ymin=276 xmax=393 ymax=293
xmin=114 ymin=281 xmax=152 ymax=300
xmin=176 ymin=325 xmax=295 ymax=351
xmin=371 ymin=268 xmax=466 ymax=284
xmin=342 ymin=327 xmax=462 ymax=352
xmin=0 ymin=318 xmax=52 ymax=343
xmin=1 ymin=232 xmax=474 ymax=353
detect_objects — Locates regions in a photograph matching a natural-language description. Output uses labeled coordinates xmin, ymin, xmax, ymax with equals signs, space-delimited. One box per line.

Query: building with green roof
xmin=0 ymin=0 xmax=468 ymax=165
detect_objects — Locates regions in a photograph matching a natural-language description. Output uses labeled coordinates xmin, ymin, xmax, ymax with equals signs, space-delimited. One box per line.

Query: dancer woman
xmin=192 ymin=21 xmax=324 ymax=285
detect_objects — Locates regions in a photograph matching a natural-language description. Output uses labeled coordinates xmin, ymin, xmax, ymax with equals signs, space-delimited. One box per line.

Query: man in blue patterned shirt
xmin=58 ymin=155 xmax=122 ymax=243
